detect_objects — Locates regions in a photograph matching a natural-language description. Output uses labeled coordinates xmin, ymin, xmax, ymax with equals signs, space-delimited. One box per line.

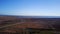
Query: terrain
xmin=0 ymin=15 xmax=60 ymax=34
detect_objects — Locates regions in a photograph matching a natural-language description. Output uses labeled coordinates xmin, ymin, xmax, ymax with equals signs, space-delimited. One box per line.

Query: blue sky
xmin=0 ymin=0 xmax=60 ymax=16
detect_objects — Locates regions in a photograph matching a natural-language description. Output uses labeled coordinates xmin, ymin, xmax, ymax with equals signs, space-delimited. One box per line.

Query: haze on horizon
xmin=0 ymin=0 xmax=60 ymax=16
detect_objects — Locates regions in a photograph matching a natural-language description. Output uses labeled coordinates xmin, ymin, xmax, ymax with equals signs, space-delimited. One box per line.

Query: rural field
xmin=0 ymin=16 xmax=60 ymax=34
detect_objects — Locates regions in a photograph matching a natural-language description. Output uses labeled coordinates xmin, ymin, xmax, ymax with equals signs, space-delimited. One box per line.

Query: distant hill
xmin=0 ymin=15 xmax=60 ymax=18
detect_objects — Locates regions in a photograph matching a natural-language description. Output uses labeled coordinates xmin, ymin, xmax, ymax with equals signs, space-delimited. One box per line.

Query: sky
xmin=0 ymin=0 xmax=60 ymax=16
